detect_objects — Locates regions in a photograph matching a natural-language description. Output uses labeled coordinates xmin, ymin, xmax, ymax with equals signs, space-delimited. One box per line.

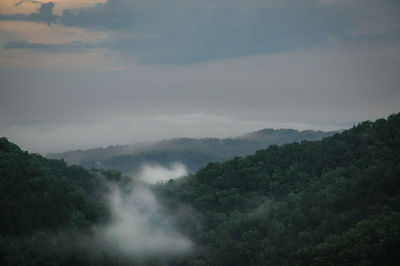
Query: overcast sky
xmin=1 ymin=0 xmax=399 ymax=153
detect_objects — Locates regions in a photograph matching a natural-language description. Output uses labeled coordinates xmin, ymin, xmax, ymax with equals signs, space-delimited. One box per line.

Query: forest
xmin=1 ymin=113 xmax=399 ymax=265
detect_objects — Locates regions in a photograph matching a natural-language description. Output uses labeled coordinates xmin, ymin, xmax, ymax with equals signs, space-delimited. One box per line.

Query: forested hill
xmin=0 ymin=138 xmax=124 ymax=265
xmin=1 ymin=114 xmax=399 ymax=265
xmin=48 ymin=128 xmax=335 ymax=173
xmin=155 ymin=113 xmax=400 ymax=265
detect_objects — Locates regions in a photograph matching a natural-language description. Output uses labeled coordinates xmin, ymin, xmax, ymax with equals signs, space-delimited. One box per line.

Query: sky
xmin=0 ymin=0 xmax=399 ymax=153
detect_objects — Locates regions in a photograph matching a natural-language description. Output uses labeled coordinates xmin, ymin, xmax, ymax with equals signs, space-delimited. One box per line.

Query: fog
xmin=93 ymin=163 xmax=192 ymax=259
xmin=137 ymin=163 xmax=188 ymax=184
xmin=1 ymin=113 xmax=349 ymax=154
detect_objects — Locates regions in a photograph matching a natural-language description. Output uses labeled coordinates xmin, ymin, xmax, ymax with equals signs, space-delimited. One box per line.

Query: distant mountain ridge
xmin=48 ymin=128 xmax=336 ymax=173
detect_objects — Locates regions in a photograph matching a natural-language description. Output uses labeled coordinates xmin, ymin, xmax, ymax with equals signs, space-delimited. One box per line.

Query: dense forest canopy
xmin=1 ymin=113 xmax=399 ymax=265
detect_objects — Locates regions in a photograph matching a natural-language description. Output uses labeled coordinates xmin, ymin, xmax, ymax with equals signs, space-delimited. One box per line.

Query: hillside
xmin=154 ymin=113 xmax=400 ymax=265
xmin=0 ymin=138 xmax=126 ymax=265
xmin=48 ymin=128 xmax=335 ymax=173
xmin=1 ymin=113 xmax=399 ymax=265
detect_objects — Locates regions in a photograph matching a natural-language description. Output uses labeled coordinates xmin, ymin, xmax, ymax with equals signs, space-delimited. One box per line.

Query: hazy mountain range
xmin=48 ymin=128 xmax=336 ymax=173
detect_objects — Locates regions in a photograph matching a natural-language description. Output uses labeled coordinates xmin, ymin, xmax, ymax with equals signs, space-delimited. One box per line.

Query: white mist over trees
xmin=95 ymin=163 xmax=192 ymax=258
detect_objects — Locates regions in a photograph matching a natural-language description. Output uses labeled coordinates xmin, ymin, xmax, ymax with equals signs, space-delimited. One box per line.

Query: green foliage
xmin=154 ymin=113 xmax=400 ymax=265
xmin=0 ymin=139 xmax=122 ymax=265
xmin=302 ymin=212 xmax=400 ymax=266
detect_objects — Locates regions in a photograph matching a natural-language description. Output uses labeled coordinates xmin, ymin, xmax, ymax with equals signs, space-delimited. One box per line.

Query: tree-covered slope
xmin=1 ymin=113 xmax=399 ymax=265
xmin=48 ymin=129 xmax=335 ymax=173
xmin=154 ymin=113 xmax=400 ymax=265
xmin=0 ymin=138 xmax=107 ymax=235
xmin=0 ymin=138 xmax=126 ymax=265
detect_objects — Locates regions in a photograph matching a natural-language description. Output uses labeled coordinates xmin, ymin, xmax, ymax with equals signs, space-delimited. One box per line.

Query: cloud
xmin=59 ymin=0 xmax=142 ymax=30
xmin=4 ymin=40 xmax=89 ymax=53
xmin=29 ymin=2 xmax=57 ymax=24
xmin=56 ymin=0 xmax=345 ymax=63
xmin=0 ymin=13 xmax=30 ymax=21
xmin=2 ymin=0 xmax=399 ymax=63
xmin=0 ymin=2 xmax=58 ymax=24
xmin=0 ymin=113 xmax=349 ymax=154
xmin=15 ymin=1 xmax=41 ymax=8
xmin=56 ymin=0 xmax=400 ymax=64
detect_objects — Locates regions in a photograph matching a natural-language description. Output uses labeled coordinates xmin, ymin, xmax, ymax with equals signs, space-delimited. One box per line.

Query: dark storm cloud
xmin=57 ymin=0 xmax=347 ymax=63
xmin=98 ymin=6 xmax=343 ymax=64
xmin=56 ymin=0 xmax=400 ymax=64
